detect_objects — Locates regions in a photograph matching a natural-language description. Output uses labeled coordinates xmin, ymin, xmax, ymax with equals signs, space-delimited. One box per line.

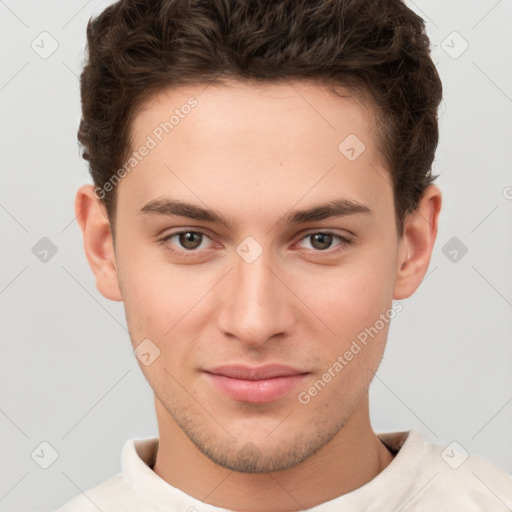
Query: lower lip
xmin=205 ymin=372 xmax=309 ymax=403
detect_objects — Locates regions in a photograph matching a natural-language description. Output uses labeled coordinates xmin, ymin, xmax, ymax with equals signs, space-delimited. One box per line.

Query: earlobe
xmin=393 ymin=185 xmax=442 ymax=300
xmin=75 ymin=184 xmax=123 ymax=302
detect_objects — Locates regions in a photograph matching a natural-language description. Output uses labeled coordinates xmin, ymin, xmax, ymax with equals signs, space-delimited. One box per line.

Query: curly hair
xmin=78 ymin=0 xmax=442 ymax=235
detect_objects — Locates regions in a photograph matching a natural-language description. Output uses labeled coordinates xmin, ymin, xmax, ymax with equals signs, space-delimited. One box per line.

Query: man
xmin=57 ymin=0 xmax=512 ymax=510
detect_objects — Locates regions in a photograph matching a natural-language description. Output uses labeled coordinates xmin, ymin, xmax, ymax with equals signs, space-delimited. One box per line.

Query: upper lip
xmin=204 ymin=364 xmax=309 ymax=380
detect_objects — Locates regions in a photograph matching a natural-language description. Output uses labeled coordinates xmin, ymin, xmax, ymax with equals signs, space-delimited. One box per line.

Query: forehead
xmin=118 ymin=80 xmax=392 ymax=228
xmin=133 ymin=79 xmax=378 ymax=151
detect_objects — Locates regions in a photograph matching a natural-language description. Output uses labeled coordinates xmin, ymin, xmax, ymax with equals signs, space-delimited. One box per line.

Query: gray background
xmin=1 ymin=0 xmax=511 ymax=510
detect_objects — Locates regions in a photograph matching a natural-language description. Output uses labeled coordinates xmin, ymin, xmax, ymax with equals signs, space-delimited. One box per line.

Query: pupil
xmin=313 ymin=233 xmax=332 ymax=250
xmin=181 ymin=232 xmax=201 ymax=249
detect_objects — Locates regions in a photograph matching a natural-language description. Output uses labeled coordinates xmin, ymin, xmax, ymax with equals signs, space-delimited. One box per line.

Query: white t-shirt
xmin=56 ymin=428 xmax=512 ymax=511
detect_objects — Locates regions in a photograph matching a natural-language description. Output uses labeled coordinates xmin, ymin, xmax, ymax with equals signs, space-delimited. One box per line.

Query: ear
xmin=393 ymin=185 xmax=442 ymax=300
xmin=75 ymin=184 xmax=123 ymax=302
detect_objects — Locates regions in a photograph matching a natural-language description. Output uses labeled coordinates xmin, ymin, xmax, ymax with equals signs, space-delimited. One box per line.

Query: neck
xmin=152 ymin=394 xmax=395 ymax=511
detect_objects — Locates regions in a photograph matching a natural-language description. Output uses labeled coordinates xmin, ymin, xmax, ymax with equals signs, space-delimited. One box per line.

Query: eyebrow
xmin=139 ymin=197 xmax=372 ymax=229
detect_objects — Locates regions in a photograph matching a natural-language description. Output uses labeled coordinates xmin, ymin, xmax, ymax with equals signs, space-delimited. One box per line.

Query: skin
xmin=75 ymin=80 xmax=442 ymax=511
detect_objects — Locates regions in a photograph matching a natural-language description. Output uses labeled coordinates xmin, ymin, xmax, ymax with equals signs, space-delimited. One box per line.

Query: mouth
xmin=203 ymin=364 xmax=310 ymax=404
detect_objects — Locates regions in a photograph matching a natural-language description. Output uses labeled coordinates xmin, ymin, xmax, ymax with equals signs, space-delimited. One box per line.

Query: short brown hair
xmin=78 ymin=0 xmax=442 ymax=236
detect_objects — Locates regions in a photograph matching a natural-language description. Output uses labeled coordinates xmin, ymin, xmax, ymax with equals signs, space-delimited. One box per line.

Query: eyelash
xmin=158 ymin=229 xmax=352 ymax=258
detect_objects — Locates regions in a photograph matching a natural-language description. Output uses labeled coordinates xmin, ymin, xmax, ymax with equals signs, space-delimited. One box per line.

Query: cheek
xmin=116 ymin=236 xmax=203 ymax=333
xmin=291 ymin=256 xmax=395 ymax=338
xmin=298 ymin=268 xmax=394 ymax=406
xmin=122 ymin=271 xmax=203 ymax=337
xmin=119 ymin=264 xmax=206 ymax=385
xmin=118 ymin=263 xmax=219 ymax=387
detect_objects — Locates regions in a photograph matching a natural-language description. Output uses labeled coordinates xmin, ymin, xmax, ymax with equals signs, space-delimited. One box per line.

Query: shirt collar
xmin=121 ymin=428 xmax=427 ymax=511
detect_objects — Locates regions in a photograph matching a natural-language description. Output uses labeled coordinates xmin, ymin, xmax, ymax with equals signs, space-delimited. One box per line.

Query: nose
xmin=216 ymin=246 xmax=297 ymax=347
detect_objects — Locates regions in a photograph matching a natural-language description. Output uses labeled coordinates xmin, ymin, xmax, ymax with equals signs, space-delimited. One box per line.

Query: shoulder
xmin=55 ymin=472 xmax=138 ymax=512
xmin=55 ymin=437 xmax=158 ymax=511
xmin=408 ymin=432 xmax=512 ymax=510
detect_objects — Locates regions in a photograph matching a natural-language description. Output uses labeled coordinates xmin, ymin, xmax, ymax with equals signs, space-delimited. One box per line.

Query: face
xmin=111 ymin=80 xmax=402 ymax=472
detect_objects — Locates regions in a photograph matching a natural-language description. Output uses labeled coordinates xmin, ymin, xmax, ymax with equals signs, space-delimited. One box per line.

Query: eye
xmin=158 ymin=229 xmax=352 ymax=258
xmin=159 ymin=230 xmax=215 ymax=256
xmin=295 ymin=231 xmax=352 ymax=253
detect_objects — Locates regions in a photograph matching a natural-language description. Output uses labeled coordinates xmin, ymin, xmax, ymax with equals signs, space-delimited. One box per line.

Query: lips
xmin=203 ymin=364 xmax=309 ymax=403
xmin=205 ymin=364 xmax=306 ymax=380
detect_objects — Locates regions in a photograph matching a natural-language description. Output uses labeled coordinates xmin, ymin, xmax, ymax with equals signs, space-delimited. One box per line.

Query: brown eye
xmin=309 ymin=233 xmax=334 ymax=250
xmin=160 ymin=230 xmax=214 ymax=256
xmin=296 ymin=231 xmax=352 ymax=254
xmin=178 ymin=231 xmax=203 ymax=250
